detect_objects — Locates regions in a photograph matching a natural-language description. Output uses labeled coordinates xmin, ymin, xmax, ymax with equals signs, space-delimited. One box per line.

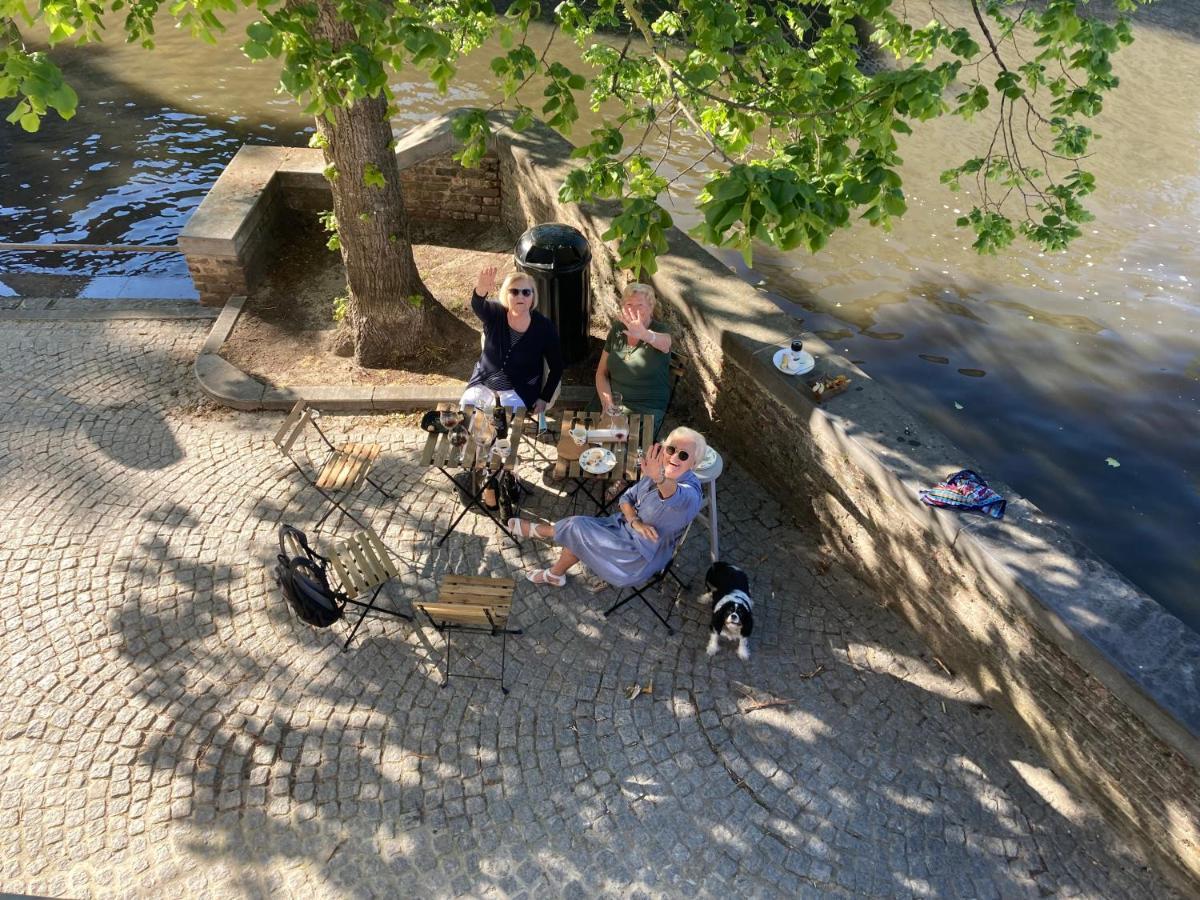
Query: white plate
xmin=695 ymin=446 xmax=718 ymax=471
xmin=774 ymin=348 xmax=815 ymax=375
xmin=579 ymin=447 xmax=617 ymax=475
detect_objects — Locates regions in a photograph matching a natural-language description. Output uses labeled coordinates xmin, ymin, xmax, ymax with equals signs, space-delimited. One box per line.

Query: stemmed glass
xmin=606 ymin=391 xmax=628 ymax=438
xmin=605 ymin=391 xmax=623 ymax=419
xmin=470 ymin=410 xmax=496 ymax=458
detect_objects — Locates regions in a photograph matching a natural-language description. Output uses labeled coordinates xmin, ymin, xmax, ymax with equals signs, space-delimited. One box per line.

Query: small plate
xmin=774 ymin=348 xmax=815 ymax=375
xmin=579 ymin=447 xmax=617 ymax=475
xmin=695 ymin=446 xmax=718 ymax=471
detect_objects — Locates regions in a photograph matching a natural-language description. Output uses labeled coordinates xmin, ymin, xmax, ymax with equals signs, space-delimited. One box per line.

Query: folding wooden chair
xmin=273 ymin=400 xmax=390 ymax=532
xmin=327 ymin=528 xmax=411 ymax=650
xmin=604 ymin=521 xmax=694 ymax=634
xmin=417 ymin=575 xmax=521 ymax=693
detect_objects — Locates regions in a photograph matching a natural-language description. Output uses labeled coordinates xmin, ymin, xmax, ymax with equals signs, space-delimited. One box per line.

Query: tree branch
xmin=622 ymin=0 xmax=736 ymax=165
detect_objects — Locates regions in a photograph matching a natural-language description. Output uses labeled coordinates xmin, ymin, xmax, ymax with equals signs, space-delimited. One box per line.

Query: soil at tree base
xmin=220 ymin=217 xmax=605 ymax=389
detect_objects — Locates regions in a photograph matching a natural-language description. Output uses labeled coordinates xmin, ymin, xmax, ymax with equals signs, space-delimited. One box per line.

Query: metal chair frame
xmin=273 ymin=400 xmax=391 ymax=532
xmin=417 ymin=575 xmax=521 ymax=693
xmin=603 ymin=521 xmax=694 ymax=634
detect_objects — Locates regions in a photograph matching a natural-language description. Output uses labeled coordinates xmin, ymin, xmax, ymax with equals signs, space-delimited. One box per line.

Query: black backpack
xmin=273 ymin=525 xmax=345 ymax=628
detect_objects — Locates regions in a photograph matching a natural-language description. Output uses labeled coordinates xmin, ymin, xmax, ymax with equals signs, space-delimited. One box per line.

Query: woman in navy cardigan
xmin=461 ymin=265 xmax=564 ymax=414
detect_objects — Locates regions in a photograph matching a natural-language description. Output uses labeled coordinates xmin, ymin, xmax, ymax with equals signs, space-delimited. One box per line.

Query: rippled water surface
xmin=1 ymin=4 xmax=1197 ymax=630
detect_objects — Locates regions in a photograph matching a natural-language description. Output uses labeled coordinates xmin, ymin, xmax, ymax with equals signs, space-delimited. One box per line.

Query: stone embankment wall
xmin=179 ymin=147 xmax=500 ymax=306
xmin=181 ymin=111 xmax=1200 ymax=892
xmin=486 ymin=114 xmax=1200 ymax=892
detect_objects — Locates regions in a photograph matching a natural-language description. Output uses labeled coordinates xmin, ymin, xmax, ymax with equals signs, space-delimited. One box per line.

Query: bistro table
xmin=420 ymin=404 xmax=526 ymax=547
xmin=553 ymin=410 xmax=656 ymax=514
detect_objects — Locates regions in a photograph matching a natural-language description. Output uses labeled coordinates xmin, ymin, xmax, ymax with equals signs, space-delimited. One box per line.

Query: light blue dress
xmin=553 ymin=472 xmax=703 ymax=588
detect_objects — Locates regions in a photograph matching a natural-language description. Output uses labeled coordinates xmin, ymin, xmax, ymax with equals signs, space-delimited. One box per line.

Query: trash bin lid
xmin=514 ymin=223 xmax=591 ymax=271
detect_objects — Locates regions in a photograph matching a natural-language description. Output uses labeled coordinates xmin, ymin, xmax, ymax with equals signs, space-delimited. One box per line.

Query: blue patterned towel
xmin=919 ymin=469 xmax=1006 ymax=519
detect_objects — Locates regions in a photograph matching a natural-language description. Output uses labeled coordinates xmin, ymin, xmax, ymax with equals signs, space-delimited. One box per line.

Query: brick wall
xmin=183 ymin=204 xmax=281 ymax=307
xmin=399 ymin=153 xmax=501 ymax=223
xmin=182 ymin=146 xmax=502 ymax=307
xmin=185 ymin=254 xmax=248 ymax=307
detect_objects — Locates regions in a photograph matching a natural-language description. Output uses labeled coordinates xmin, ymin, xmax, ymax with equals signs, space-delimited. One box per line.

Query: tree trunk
xmin=312 ymin=1 xmax=467 ymax=367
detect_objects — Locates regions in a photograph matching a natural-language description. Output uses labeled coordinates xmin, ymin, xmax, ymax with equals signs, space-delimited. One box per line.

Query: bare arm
xmin=471 ymin=266 xmax=498 ymax=319
xmin=621 ymin=307 xmax=672 ymax=355
xmin=641 ymin=329 xmax=672 ymax=355
xmin=595 ymin=349 xmax=613 ymax=410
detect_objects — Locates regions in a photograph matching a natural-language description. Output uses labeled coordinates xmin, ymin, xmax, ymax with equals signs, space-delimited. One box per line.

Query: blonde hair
xmin=623 ymin=282 xmax=656 ymax=306
xmin=664 ymin=426 xmax=707 ymax=467
xmin=499 ymin=272 xmax=537 ymax=309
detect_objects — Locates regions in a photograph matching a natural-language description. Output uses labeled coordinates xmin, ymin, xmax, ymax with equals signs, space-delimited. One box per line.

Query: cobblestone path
xmin=0 ymin=319 xmax=1174 ymax=898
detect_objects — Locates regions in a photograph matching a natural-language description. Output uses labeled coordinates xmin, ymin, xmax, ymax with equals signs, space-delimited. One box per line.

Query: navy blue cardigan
xmin=467 ymin=291 xmax=564 ymax=409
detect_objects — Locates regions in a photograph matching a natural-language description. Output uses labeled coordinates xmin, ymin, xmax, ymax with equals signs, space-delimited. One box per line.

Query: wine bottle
xmin=492 ymin=391 xmax=508 ymax=440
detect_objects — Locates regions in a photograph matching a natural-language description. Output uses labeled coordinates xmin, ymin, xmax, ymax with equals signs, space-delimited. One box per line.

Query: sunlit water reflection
xmin=1 ymin=4 xmax=1197 ymax=630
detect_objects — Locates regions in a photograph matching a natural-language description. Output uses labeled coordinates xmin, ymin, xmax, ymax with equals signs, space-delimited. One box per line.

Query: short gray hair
xmin=664 ymin=426 xmax=707 ymax=466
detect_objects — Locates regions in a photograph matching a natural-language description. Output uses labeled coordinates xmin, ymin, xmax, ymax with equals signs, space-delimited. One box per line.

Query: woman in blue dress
xmin=507 ymin=428 xmax=707 ymax=587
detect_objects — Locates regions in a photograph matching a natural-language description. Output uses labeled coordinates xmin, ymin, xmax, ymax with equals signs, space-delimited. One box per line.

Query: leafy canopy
xmin=2 ymin=0 xmax=1151 ymax=272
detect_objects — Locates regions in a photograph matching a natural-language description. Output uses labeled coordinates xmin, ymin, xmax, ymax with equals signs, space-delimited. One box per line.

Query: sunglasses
xmin=664 ymin=445 xmax=690 ymax=462
xmin=508 ymin=287 xmax=534 ymax=297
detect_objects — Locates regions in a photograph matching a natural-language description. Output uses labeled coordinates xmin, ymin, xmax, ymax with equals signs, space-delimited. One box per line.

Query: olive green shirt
xmin=602 ymin=319 xmax=672 ymax=421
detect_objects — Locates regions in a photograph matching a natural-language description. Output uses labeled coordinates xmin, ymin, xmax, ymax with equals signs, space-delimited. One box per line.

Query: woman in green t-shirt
xmin=595 ymin=282 xmax=673 ymax=434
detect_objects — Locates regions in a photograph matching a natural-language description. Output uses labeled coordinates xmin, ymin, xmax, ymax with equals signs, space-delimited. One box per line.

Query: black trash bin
xmin=514 ymin=223 xmax=592 ymax=365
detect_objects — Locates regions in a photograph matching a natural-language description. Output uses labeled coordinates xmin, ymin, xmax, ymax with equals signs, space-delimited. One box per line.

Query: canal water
xmin=1 ymin=3 xmax=1197 ymax=631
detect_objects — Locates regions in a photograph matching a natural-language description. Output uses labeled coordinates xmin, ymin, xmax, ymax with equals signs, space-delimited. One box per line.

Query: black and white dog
xmin=705 ymin=561 xmax=754 ymax=661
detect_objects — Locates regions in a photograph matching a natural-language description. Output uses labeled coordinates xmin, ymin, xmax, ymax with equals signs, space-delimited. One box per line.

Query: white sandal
xmin=526 ymin=568 xmax=567 ymax=587
xmin=507 ymin=518 xmax=544 ymax=540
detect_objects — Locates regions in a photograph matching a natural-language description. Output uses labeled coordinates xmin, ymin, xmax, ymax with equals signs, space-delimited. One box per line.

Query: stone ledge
xmin=194 ymin=353 xmax=265 ymax=410
xmin=194 ymin=297 xmax=595 ymax=412
xmin=0 ymin=298 xmax=219 ymax=321
xmin=177 ymin=146 xmax=310 ymax=258
xmin=200 ymin=295 xmax=247 ymax=353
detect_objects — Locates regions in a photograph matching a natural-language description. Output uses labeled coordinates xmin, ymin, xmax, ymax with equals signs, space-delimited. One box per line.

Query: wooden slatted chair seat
xmin=417 ymin=574 xmax=520 ymax=692
xmin=317 ymin=442 xmax=382 ymax=492
xmin=419 ymin=575 xmax=513 ymax=629
xmin=272 ymin=400 xmax=390 ymax=533
xmin=329 ymin=529 xmax=399 ymax=600
xmin=326 ymin=528 xmax=410 ymax=649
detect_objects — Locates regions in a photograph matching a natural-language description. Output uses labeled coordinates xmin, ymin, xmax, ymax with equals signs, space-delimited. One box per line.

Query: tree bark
xmin=312 ymin=1 xmax=467 ymax=367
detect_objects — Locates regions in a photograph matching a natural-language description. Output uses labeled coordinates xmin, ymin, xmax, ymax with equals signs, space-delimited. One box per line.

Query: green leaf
xmin=362 ymin=164 xmax=386 ymax=189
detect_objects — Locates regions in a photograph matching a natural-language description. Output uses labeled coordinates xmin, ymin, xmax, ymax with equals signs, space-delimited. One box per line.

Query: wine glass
xmin=605 ymin=391 xmax=623 ymax=418
xmin=470 ymin=410 xmax=496 ymax=458
xmin=789 ymin=337 xmax=804 ymax=366
xmin=606 ymin=391 xmax=628 ymax=436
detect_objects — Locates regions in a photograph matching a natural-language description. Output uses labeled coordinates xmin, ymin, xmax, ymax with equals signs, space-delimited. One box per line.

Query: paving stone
xmin=0 ymin=319 xmax=1181 ymax=898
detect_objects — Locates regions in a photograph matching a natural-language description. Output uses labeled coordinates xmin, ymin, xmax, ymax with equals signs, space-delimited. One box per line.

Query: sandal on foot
xmin=526 ymin=568 xmax=567 ymax=587
xmin=507 ymin=517 xmax=540 ymax=539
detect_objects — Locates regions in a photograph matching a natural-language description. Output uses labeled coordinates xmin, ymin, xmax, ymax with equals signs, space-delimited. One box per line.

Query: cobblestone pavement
xmin=0 ymin=319 xmax=1175 ymax=898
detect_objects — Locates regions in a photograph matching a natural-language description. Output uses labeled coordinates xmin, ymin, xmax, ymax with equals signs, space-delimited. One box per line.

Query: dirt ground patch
xmin=220 ymin=217 xmax=604 ymax=389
